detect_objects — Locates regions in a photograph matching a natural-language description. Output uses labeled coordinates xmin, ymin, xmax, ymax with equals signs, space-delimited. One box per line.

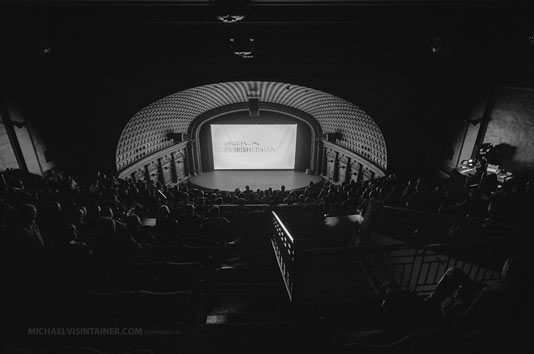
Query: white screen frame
xmin=211 ymin=124 xmax=298 ymax=170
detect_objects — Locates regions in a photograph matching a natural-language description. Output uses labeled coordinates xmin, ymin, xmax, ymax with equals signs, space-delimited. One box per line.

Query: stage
xmin=189 ymin=170 xmax=323 ymax=191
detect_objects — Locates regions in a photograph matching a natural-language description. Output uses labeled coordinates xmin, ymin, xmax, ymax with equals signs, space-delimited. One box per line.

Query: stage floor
xmin=189 ymin=170 xmax=322 ymax=191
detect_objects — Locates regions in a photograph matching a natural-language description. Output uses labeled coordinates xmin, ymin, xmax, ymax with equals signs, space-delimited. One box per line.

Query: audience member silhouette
xmin=178 ymin=203 xmax=202 ymax=234
xmin=51 ymin=223 xmax=93 ymax=266
xmin=201 ymin=206 xmax=231 ymax=243
xmin=126 ymin=214 xmax=158 ymax=245
xmin=456 ymin=189 xmax=488 ymax=218
xmin=37 ymin=200 xmax=65 ymax=246
xmin=8 ymin=204 xmax=45 ymax=258
xmin=1 ymin=168 xmax=533 ymax=354
xmin=155 ymin=205 xmax=178 ymax=244
xmin=235 ymin=198 xmax=251 ymax=214
xmin=345 ymin=257 xmax=531 ymax=353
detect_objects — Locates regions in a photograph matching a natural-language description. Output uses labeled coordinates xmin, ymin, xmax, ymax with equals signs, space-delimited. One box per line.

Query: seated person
xmin=178 ymin=203 xmax=202 ymax=234
xmin=234 ymin=198 xmax=251 ymax=214
xmin=154 ymin=205 xmax=179 ymax=244
xmin=100 ymin=205 xmax=127 ymax=231
xmin=200 ymin=206 xmax=231 ymax=242
xmin=126 ymin=214 xmax=158 ymax=245
xmin=48 ymin=223 xmax=93 ymax=267
xmin=456 ymin=189 xmax=488 ymax=218
xmin=91 ymin=216 xmax=144 ymax=262
xmin=7 ymin=204 xmax=45 ymax=259
xmin=70 ymin=206 xmax=90 ymax=243
xmin=36 ymin=200 xmax=65 ymax=247
xmin=424 ymin=257 xmax=529 ymax=335
xmin=341 ymin=257 xmax=530 ymax=353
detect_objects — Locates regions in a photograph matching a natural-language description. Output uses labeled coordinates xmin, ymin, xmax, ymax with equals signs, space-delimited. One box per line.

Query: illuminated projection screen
xmin=211 ymin=124 xmax=297 ymax=170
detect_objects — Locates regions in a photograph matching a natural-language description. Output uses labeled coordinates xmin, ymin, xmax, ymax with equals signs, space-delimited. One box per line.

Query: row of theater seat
xmin=1 ymin=233 xmax=228 ymax=352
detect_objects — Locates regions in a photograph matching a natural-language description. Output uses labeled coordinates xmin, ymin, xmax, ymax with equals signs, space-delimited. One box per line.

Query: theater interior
xmin=1 ymin=1 xmax=533 ymax=354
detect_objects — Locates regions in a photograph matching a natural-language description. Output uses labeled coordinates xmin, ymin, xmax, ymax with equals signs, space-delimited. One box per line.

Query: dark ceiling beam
xmin=0 ymin=1 xmax=507 ymax=26
xmin=0 ymin=0 xmax=506 ymax=6
xmin=0 ymin=0 xmax=504 ymax=2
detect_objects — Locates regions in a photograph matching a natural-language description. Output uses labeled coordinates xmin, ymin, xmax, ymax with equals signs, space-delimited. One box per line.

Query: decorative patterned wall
xmin=116 ymin=81 xmax=387 ymax=173
xmin=321 ymin=141 xmax=384 ymax=183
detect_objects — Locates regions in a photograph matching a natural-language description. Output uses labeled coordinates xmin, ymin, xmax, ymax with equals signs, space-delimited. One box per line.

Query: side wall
xmin=0 ymin=115 xmax=19 ymax=170
xmin=483 ymin=87 xmax=534 ymax=172
xmin=0 ymin=98 xmax=55 ymax=175
xmin=446 ymin=86 xmax=534 ymax=175
xmin=443 ymin=91 xmax=490 ymax=172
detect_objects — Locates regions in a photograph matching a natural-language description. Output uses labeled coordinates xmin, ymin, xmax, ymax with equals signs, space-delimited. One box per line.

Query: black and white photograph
xmin=0 ymin=0 xmax=533 ymax=353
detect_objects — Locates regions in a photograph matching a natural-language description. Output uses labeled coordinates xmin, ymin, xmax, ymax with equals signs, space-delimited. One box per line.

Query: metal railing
xmin=271 ymin=210 xmax=503 ymax=304
xmin=354 ymin=243 xmax=502 ymax=297
xmin=271 ymin=211 xmax=301 ymax=303
xmin=375 ymin=205 xmax=533 ymax=245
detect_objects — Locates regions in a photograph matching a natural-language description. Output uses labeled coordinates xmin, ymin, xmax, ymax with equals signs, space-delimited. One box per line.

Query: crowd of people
xmin=1 ymin=168 xmax=533 ymax=264
xmin=341 ymin=255 xmax=531 ymax=354
xmin=0 ymin=171 xmax=228 ymax=264
xmin=1 ymin=167 xmax=533 ymax=354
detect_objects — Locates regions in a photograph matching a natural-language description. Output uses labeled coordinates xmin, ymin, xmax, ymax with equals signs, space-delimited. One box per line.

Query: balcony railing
xmin=271 ymin=211 xmax=504 ymax=305
xmin=271 ymin=211 xmax=302 ymax=303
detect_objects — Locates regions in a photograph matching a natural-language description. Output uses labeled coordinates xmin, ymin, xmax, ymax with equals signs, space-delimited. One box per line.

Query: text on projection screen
xmin=211 ymin=124 xmax=297 ymax=170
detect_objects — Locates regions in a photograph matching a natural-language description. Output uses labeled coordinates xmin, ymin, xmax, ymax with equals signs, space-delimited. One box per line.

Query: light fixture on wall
xmin=210 ymin=0 xmax=249 ymax=23
xmin=326 ymin=132 xmax=342 ymax=142
xmin=167 ymin=132 xmax=184 ymax=143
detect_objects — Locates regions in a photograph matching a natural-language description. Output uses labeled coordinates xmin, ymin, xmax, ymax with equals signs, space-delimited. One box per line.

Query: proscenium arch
xmin=188 ymin=102 xmax=322 ymax=174
xmin=116 ymin=81 xmax=387 ymax=174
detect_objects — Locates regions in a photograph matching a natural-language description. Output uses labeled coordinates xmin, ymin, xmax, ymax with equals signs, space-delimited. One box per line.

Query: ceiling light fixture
xmin=210 ymin=0 xmax=249 ymax=24
xmin=218 ymin=15 xmax=246 ymax=24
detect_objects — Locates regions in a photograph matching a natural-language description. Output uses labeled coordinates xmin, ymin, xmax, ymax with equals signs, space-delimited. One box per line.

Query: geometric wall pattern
xmin=116 ymin=81 xmax=387 ymax=172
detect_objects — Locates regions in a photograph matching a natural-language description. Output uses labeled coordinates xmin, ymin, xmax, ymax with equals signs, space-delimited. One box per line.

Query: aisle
xmin=183 ymin=226 xmax=300 ymax=354
xmin=182 ymin=216 xmax=383 ymax=354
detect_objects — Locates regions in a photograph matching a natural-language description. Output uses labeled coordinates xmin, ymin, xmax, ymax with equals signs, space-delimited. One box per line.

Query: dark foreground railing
xmin=375 ymin=205 xmax=534 ymax=245
xmin=353 ymin=242 xmax=501 ymax=297
xmin=271 ymin=211 xmax=302 ymax=303
xmin=271 ymin=212 xmax=503 ymax=304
